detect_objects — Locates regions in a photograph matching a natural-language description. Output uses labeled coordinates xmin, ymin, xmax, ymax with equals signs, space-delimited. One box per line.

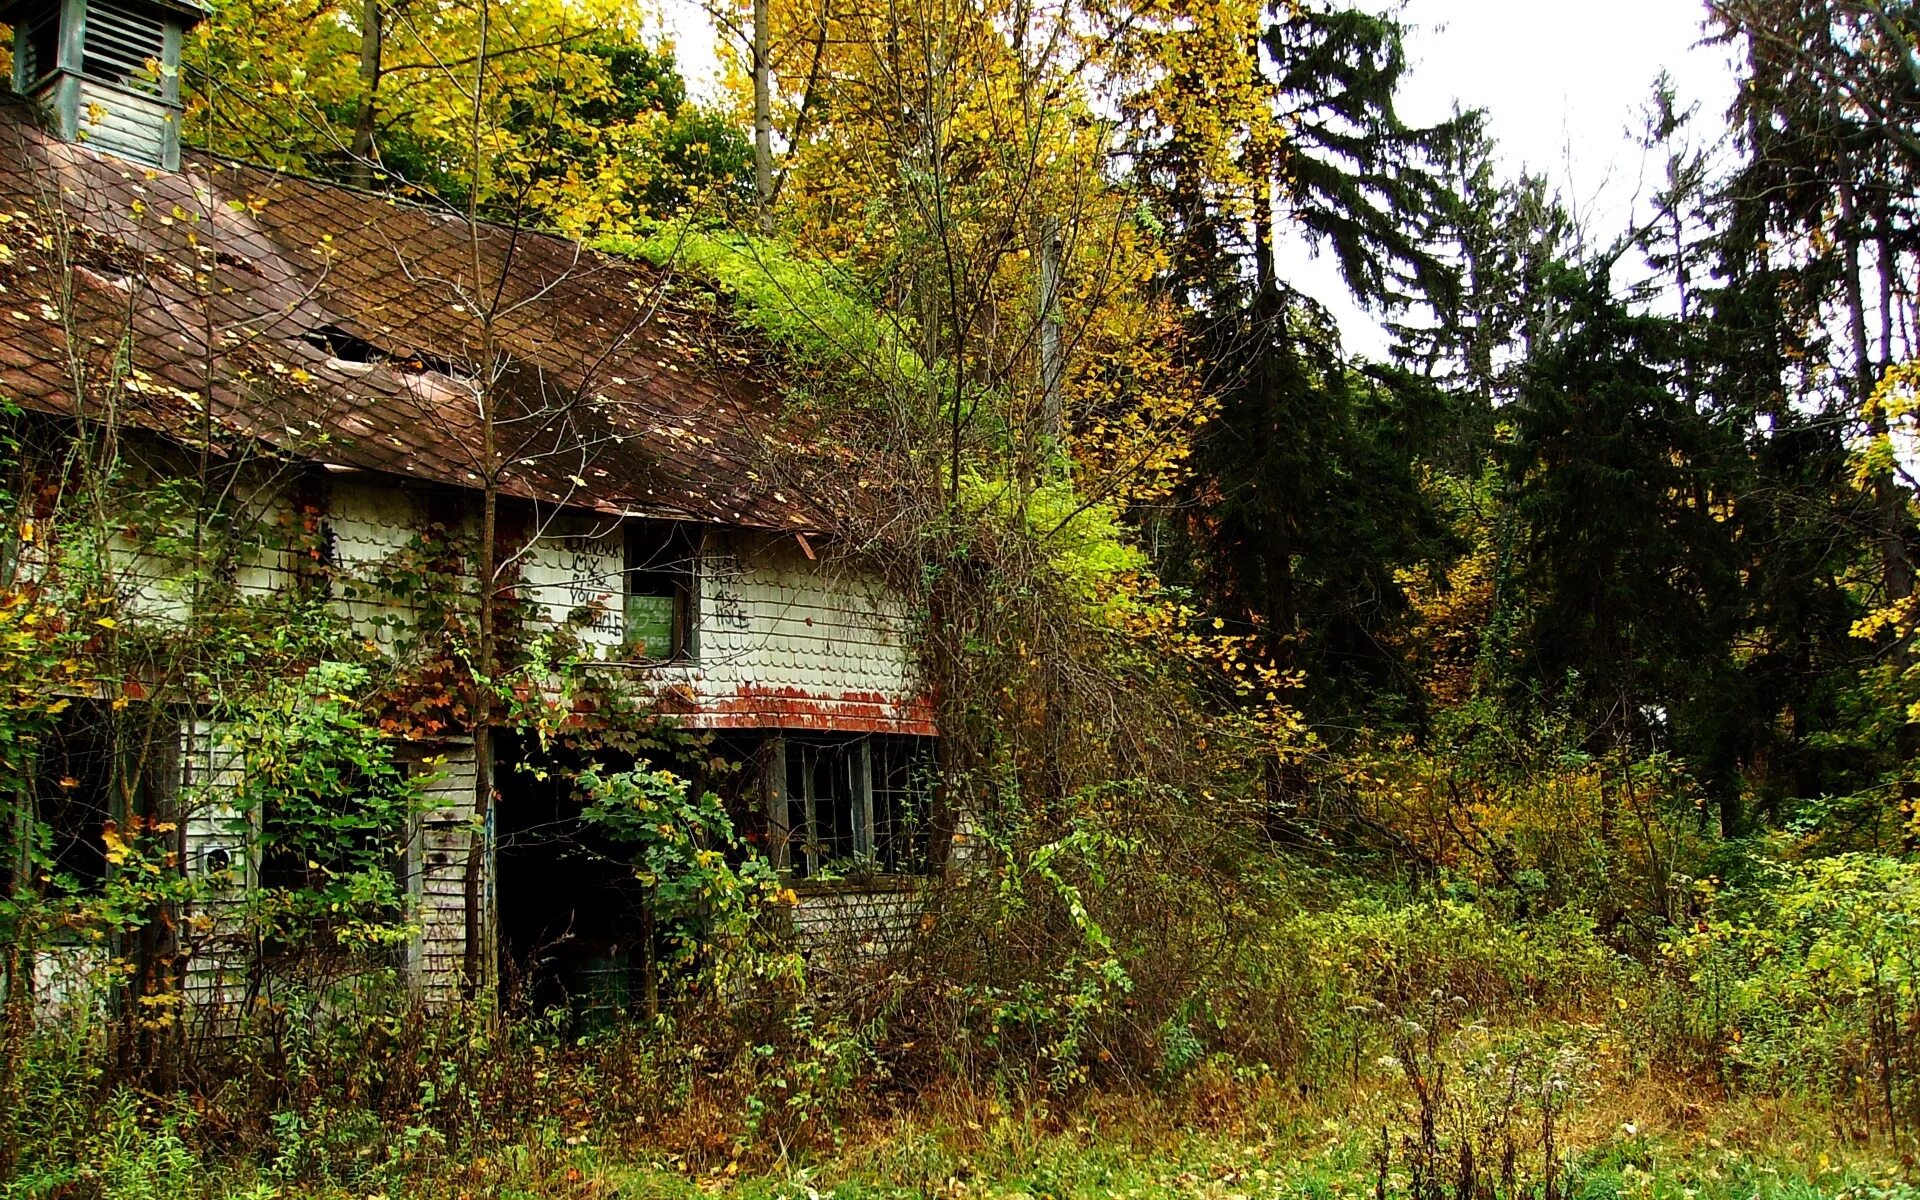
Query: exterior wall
xmin=2 ymin=946 xmax=108 ymax=1024
xmin=12 ymin=714 xmax=249 ymax=1027
xmin=407 ymin=744 xmax=479 ymax=1008
xmin=72 ymin=78 xmax=171 ymax=170
xmin=518 ymin=512 xmax=627 ymax=656
xmin=792 ymin=885 xmax=922 ymax=961
xmin=517 ymin=526 xmax=929 ymax=734
xmin=178 ymin=716 xmax=251 ymax=1026
xmin=14 ymin=459 xmax=931 ymax=1010
xmin=329 ymin=475 xmax=452 ymax=651
xmin=686 ymin=531 xmax=929 ymax=734
xmin=170 ymin=722 xmax=480 ymax=1017
xmin=434 ymin=519 xmax=935 ymax=977
xmin=9 ymin=445 xmax=303 ymax=627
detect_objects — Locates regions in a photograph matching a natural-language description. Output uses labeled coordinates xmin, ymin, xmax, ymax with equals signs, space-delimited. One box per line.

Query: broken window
xmin=255 ymin=764 xmax=400 ymax=895
xmin=778 ymin=736 xmax=934 ymax=879
xmin=249 ymin=744 xmax=416 ymax=951
xmin=624 ymin=521 xmax=697 ymax=663
xmin=871 ymin=736 xmax=935 ymax=874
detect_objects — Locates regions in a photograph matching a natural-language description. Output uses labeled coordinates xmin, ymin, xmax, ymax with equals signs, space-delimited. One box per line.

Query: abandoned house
xmin=0 ymin=0 xmax=938 ymax=1021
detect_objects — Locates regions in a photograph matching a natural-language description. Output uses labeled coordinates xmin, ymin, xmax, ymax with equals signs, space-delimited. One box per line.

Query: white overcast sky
xmin=651 ymin=0 xmax=1743 ymax=357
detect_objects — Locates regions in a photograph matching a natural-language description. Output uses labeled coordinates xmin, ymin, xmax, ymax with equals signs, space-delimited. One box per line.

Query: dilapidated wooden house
xmin=0 ymin=0 xmax=938 ymax=1019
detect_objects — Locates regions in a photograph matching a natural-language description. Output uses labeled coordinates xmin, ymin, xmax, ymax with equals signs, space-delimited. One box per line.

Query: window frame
xmin=16 ymin=11 xmax=63 ymax=89
xmin=622 ymin=520 xmax=699 ymax=665
xmin=769 ymin=735 xmax=934 ymax=881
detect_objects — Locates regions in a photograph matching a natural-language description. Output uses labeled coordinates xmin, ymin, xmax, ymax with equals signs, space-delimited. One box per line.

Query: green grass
xmin=580 ymin=1120 xmax=1913 ymax=1200
xmin=7 ymin=1105 xmax=1910 ymax=1200
xmin=5 ymin=1041 xmax=1912 ymax=1200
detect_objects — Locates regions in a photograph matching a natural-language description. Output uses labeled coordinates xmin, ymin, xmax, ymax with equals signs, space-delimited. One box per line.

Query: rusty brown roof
xmin=0 ymin=101 xmax=856 ymax=530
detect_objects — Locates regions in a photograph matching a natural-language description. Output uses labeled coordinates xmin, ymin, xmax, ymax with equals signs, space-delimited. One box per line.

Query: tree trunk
xmin=753 ymin=0 xmax=774 ymax=234
xmin=349 ymin=0 xmax=382 ymax=189
xmin=464 ymin=474 xmax=496 ymax=1002
xmin=1843 ymin=189 xmax=1914 ymax=616
xmin=1036 ymin=213 xmax=1062 ymax=472
xmin=1252 ymin=177 xmax=1276 ymax=300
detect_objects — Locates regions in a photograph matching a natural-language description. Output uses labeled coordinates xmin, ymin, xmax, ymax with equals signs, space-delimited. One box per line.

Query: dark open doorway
xmin=492 ymin=730 xmax=764 ymax=1025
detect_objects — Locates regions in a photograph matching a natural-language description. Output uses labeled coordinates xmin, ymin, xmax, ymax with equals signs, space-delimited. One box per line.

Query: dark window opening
xmin=27 ymin=701 xmax=121 ymax=896
xmin=780 ymin=736 xmax=933 ymax=879
xmin=6 ymin=701 xmax=176 ymax=924
xmin=783 ymin=741 xmax=859 ymax=878
xmin=19 ymin=13 xmax=61 ymax=86
xmin=78 ymin=2 xmax=165 ymax=94
xmin=253 ymin=755 xmax=413 ymax=956
xmin=256 ymin=765 xmax=390 ymax=891
xmin=624 ymin=521 xmax=697 ymax=663
xmin=872 ymin=736 xmax=935 ymax=873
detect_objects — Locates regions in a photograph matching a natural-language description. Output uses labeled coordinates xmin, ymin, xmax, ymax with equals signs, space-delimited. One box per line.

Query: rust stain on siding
xmin=686 ymin=684 xmax=937 ymax=736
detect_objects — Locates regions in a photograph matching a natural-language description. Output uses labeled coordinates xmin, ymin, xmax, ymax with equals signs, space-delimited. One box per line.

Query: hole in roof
xmin=214 ymin=249 xmax=262 ymax=276
xmin=305 ymin=325 xmax=382 ymax=364
xmin=303 ymin=324 xmax=454 ymax=375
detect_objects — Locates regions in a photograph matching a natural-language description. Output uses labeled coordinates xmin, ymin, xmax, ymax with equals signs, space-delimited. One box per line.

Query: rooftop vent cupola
xmin=4 ymin=0 xmax=205 ymax=170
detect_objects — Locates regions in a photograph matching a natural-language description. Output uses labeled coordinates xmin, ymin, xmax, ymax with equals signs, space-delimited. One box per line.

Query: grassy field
xmin=37 ymin=1076 xmax=1906 ymax=1200
xmin=343 ymin=1099 xmax=1911 ymax=1200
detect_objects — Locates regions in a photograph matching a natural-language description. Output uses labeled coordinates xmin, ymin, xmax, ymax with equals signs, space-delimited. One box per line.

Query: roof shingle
xmin=0 ymin=102 xmax=847 ymax=530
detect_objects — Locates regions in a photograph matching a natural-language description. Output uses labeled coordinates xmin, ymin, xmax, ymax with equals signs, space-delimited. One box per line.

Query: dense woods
xmin=6 ymin=0 xmax=1920 ymax=1196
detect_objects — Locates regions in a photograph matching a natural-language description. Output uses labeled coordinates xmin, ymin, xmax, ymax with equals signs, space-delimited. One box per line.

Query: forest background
xmin=6 ymin=0 xmax=1920 ymax=1197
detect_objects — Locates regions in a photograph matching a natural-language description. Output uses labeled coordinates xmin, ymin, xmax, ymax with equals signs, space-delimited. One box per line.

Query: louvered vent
xmin=6 ymin=0 xmax=205 ymax=170
xmin=81 ymin=1 xmax=165 ymax=92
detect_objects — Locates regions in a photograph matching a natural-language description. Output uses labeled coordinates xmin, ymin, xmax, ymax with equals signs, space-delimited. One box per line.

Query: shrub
xmin=1659 ymin=852 xmax=1920 ymax=1138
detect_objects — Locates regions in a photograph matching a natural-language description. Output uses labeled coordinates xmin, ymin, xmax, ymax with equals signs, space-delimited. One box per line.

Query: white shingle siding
xmin=792 ymin=886 xmax=922 ymax=960
xmin=677 ymin=531 xmax=923 ymax=730
xmin=90 ymin=472 xmax=299 ymax=626
xmin=519 ymin=514 xmax=627 ymax=655
xmin=328 ymin=478 xmax=455 ymax=650
xmin=519 ymin=523 xmax=926 ymax=730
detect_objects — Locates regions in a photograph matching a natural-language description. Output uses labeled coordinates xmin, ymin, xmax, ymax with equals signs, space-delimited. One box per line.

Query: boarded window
xmin=624 ymin=521 xmax=697 ymax=663
xmin=780 ymin=736 xmax=933 ymax=879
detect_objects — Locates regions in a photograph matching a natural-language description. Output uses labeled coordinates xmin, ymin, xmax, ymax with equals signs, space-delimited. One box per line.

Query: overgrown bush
xmin=1657 ymin=852 xmax=1920 ymax=1140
